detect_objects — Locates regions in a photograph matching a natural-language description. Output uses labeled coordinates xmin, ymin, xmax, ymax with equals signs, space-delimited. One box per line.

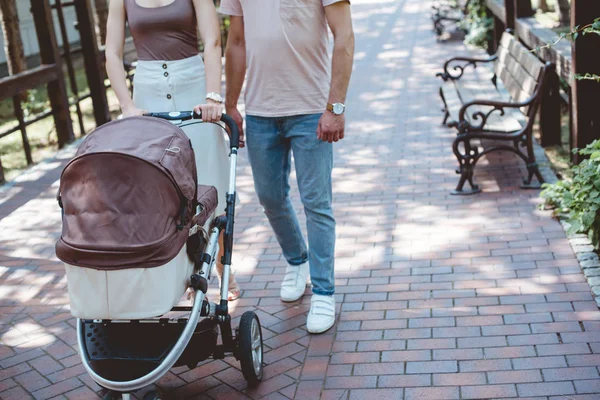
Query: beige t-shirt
xmin=219 ymin=0 xmax=347 ymax=117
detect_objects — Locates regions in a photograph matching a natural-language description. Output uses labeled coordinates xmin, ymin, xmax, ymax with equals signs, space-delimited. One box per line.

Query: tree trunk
xmin=0 ymin=0 xmax=27 ymax=75
xmin=539 ymin=0 xmax=550 ymax=12
xmin=556 ymin=0 xmax=570 ymax=26
xmin=93 ymin=0 xmax=109 ymax=46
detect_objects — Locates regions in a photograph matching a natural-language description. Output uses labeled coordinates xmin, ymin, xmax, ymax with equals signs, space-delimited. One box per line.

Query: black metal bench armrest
xmin=436 ymin=55 xmax=498 ymax=81
xmin=454 ymin=97 xmax=534 ymax=131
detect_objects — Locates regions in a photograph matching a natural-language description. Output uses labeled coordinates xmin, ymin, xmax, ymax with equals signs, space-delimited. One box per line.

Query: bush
xmin=541 ymin=140 xmax=600 ymax=249
xmin=458 ymin=0 xmax=493 ymax=49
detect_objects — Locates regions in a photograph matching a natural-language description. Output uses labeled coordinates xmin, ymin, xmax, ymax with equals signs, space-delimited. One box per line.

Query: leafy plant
xmin=541 ymin=140 xmax=600 ymax=248
xmin=458 ymin=0 xmax=493 ymax=49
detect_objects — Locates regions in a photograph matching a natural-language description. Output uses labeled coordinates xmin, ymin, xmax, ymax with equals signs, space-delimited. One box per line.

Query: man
xmin=220 ymin=0 xmax=354 ymax=334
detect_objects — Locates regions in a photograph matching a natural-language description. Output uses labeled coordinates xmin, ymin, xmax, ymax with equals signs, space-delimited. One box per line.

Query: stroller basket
xmin=82 ymin=317 xmax=217 ymax=382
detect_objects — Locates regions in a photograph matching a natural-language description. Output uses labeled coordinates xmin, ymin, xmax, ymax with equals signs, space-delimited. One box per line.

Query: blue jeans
xmin=246 ymin=114 xmax=335 ymax=296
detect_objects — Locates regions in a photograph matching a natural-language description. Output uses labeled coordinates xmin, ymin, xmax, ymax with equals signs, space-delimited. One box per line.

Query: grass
xmin=0 ymin=68 xmax=123 ymax=182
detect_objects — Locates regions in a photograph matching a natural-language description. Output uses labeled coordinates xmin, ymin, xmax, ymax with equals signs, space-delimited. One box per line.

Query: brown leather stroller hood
xmin=55 ymin=116 xmax=199 ymax=270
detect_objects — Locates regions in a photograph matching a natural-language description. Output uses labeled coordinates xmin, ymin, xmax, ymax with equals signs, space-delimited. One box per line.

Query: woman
xmin=105 ymin=0 xmax=241 ymax=300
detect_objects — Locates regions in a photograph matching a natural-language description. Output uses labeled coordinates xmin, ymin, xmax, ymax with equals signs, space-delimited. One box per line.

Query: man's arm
xmin=318 ymin=1 xmax=354 ymax=143
xmin=225 ymin=16 xmax=247 ymax=141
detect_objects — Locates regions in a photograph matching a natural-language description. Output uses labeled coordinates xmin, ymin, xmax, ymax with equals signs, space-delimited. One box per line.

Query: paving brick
xmin=458 ymin=336 xmax=506 ymax=348
xmin=409 ymin=318 xmax=454 ymax=329
xmin=324 ymin=376 xmax=377 ymax=389
xmin=518 ymin=382 xmax=576 ymax=397
xmin=462 ymin=384 xmax=518 ymax=399
xmin=505 ymin=312 xmax=554 ymax=324
xmin=407 ymin=338 xmax=455 ymax=350
xmin=0 ymin=386 xmax=34 ymax=400
xmin=405 ymin=387 xmax=459 ymax=400
xmin=381 ymin=350 xmax=431 ymax=363
xmin=537 ymin=343 xmax=592 ymax=356
xmin=508 ymin=333 xmax=560 ymax=346
xmin=350 ymin=388 xmax=407 ymax=400
xmin=530 ymin=321 xmax=582 ymax=334
xmin=353 ymin=362 xmax=404 ymax=376
xmin=326 ymin=364 xmax=352 ymax=377
xmin=484 ymin=346 xmax=536 ymax=359
xmin=384 ymin=328 xmax=431 ymax=340
xmin=31 ymin=377 xmax=83 ymax=400
xmin=406 ymin=361 xmax=457 ymax=374
xmin=574 ymin=379 xmax=600 ymax=394
xmin=357 ymin=339 xmax=406 ymax=352
xmin=513 ymin=356 xmax=568 ymax=370
xmin=432 ymin=326 xmax=480 ymax=338
xmin=14 ymin=370 xmax=50 ymax=392
xmin=433 ymin=348 xmax=483 ymax=361
xmin=433 ymin=372 xmax=485 ymax=386
xmin=456 ymin=315 xmax=503 ymax=326
xmin=300 ymin=357 xmax=329 ymax=381
xmin=330 ymin=352 xmax=379 ymax=365
xmin=567 ymin=354 xmax=600 ymax=367
xmin=488 ymin=370 xmax=543 ymax=384
xmin=543 ymin=367 xmax=599 ymax=381
xmin=482 ymin=324 xmax=531 ymax=336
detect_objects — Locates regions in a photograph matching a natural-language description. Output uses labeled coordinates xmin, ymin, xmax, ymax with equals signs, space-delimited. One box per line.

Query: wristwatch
xmin=206 ymin=92 xmax=224 ymax=104
xmin=327 ymin=102 xmax=345 ymax=116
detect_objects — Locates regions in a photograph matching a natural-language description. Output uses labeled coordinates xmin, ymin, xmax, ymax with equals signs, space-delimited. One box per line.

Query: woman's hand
xmin=122 ymin=105 xmax=146 ymax=118
xmin=194 ymin=100 xmax=223 ymax=123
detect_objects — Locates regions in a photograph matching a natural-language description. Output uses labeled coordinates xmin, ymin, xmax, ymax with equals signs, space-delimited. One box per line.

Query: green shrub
xmin=541 ymin=140 xmax=600 ymax=248
xmin=458 ymin=0 xmax=493 ymax=49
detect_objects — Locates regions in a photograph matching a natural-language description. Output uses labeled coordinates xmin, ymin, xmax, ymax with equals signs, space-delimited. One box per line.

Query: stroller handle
xmin=144 ymin=111 xmax=241 ymax=149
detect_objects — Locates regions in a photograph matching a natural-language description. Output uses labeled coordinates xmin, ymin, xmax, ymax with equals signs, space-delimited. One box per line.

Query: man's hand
xmin=226 ymin=107 xmax=245 ymax=148
xmin=317 ymin=112 xmax=345 ymax=143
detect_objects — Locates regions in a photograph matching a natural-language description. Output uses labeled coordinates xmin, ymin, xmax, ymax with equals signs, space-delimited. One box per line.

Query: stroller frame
xmin=75 ymin=112 xmax=263 ymax=399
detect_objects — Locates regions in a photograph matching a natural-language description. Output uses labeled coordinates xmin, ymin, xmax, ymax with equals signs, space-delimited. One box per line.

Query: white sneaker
xmin=306 ymin=294 xmax=336 ymax=334
xmin=280 ymin=262 xmax=309 ymax=302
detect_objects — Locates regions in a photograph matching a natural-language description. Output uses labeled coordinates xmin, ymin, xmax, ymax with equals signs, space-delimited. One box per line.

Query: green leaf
xmin=582 ymin=211 xmax=596 ymax=230
xmin=574 ymin=32 xmax=580 ymax=41
xmin=567 ymin=219 xmax=583 ymax=235
xmin=593 ymin=20 xmax=600 ymax=30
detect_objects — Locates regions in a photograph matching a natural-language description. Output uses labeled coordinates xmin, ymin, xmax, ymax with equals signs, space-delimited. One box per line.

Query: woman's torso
xmin=125 ymin=0 xmax=199 ymax=61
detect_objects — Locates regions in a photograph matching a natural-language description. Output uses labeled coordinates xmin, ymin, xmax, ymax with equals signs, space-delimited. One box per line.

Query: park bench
xmin=431 ymin=0 xmax=471 ymax=38
xmin=437 ymin=31 xmax=555 ymax=195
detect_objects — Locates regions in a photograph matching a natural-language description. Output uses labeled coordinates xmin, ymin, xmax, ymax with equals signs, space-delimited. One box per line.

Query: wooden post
xmin=515 ymin=0 xmax=534 ymax=18
xmin=505 ymin=0 xmax=515 ymax=30
xmin=571 ymin=0 xmax=600 ymax=163
xmin=74 ymin=0 xmax=111 ymax=127
xmin=540 ymin=71 xmax=562 ymax=147
xmin=491 ymin=15 xmax=504 ymax=54
xmin=30 ymin=0 xmax=74 ymax=147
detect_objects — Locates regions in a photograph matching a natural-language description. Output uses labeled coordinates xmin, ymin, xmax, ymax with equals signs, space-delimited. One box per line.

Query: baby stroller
xmin=55 ymin=111 xmax=264 ymax=399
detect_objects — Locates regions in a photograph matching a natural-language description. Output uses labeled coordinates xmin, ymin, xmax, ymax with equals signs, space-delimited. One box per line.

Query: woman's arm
xmin=105 ymin=0 xmax=142 ymax=116
xmin=193 ymin=0 xmax=223 ymax=123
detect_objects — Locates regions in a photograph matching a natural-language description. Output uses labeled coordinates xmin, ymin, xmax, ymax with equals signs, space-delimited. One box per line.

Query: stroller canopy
xmin=56 ymin=116 xmax=198 ymax=270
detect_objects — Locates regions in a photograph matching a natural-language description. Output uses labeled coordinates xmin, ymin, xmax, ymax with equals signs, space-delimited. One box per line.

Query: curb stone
xmin=559 ymin=219 xmax=600 ymax=308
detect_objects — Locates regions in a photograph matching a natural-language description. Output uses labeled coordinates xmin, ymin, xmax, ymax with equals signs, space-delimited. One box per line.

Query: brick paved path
xmin=2 ymin=0 xmax=600 ymax=399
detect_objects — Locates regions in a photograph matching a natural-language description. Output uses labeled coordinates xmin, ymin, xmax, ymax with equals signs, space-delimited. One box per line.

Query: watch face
xmin=333 ymin=103 xmax=345 ymax=115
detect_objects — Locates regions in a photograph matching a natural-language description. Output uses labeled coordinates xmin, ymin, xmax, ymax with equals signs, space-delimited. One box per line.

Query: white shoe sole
xmin=307 ymin=319 xmax=335 ymax=334
xmin=280 ymin=287 xmax=306 ymax=303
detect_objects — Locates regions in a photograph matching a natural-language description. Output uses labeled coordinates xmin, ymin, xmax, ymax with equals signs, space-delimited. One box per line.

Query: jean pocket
xmin=280 ymin=0 xmax=320 ymax=19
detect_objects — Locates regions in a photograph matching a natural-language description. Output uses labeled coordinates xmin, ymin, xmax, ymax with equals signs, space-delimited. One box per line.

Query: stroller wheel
xmin=238 ymin=311 xmax=264 ymax=387
xmin=102 ymin=391 xmax=122 ymax=400
xmin=143 ymin=390 xmax=163 ymax=400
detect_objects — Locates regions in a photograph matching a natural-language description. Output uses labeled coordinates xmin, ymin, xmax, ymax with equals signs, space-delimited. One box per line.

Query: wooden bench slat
xmin=498 ymin=32 xmax=544 ymax=81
